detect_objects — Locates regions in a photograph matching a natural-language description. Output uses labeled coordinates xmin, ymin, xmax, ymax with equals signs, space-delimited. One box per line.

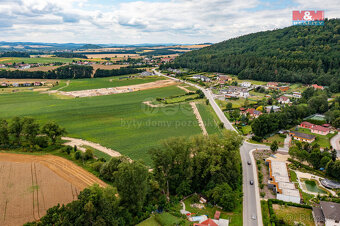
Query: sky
xmin=0 ymin=0 xmax=339 ymax=44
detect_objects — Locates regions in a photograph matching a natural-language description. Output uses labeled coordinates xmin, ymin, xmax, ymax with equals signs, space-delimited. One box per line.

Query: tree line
xmin=25 ymin=131 xmax=243 ymax=225
xmin=0 ymin=51 xmax=30 ymax=57
xmin=54 ymin=52 xmax=88 ymax=59
xmin=94 ymin=67 xmax=145 ymax=77
xmin=168 ymin=19 xmax=340 ymax=92
xmin=0 ymin=117 xmax=66 ymax=151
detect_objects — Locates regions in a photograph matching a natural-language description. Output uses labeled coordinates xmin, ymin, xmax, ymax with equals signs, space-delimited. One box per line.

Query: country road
xmin=153 ymin=69 xmax=268 ymax=226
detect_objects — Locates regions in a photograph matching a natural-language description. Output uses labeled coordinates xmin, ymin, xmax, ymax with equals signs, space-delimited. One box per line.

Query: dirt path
xmin=62 ymin=137 xmax=122 ymax=158
xmin=56 ymin=80 xmax=70 ymax=91
xmin=190 ymin=102 xmax=208 ymax=136
xmin=177 ymin=85 xmax=190 ymax=93
xmin=142 ymin=101 xmax=163 ymax=108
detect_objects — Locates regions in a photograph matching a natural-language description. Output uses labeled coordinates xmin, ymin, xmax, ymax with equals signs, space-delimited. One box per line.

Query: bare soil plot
xmin=190 ymin=102 xmax=208 ymax=136
xmin=56 ymin=79 xmax=179 ymax=98
xmin=0 ymin=153 xmax=106 ymax=226
xmin=7 ymin=66 xmax=63 ymax=72
xmin=92 ymin=64 xmax=129 ymax=70
xmin=85 ymin=54 xmax=140 ymax=59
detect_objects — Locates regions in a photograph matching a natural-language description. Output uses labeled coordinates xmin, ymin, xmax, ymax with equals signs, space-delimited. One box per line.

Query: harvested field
xmin=92 ymin=64 xmax=129 ymax=70
xmin=0 ymin=153 xmax=106 ymax=226
xmin=85 ymin=54 xmax=140 ymax=59
xmin=7 ymin=65 xmax=63 ymax=72
xmin=56 ymin=79 xmax=178 ymax=98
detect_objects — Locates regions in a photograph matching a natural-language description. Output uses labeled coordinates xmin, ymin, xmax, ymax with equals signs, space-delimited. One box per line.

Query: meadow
xmin=58 ymin=76 xmax=164 ymax=91
xmin=0 ymin=57 xmax=75 ymax=64
xmin=0 ymin=85 xmax=206 ymax=165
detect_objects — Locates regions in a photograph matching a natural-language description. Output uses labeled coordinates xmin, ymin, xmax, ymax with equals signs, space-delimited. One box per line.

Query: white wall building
xmin=240 ymin=82 xmax=251 ymax=88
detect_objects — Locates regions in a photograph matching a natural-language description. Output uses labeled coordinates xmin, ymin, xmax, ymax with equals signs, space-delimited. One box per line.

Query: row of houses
xmin=299 ymin=121 xmax=331 ymax=135
xmin=1 ymin=82 xmax=43 ymax=87
xmin=220 ymin=86 xmax=250 ymax=98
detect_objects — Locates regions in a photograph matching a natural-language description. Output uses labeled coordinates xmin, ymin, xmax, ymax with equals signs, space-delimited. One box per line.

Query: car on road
xmin=251 ymin=214 xmax=257 ymax=220
xmin=250 ymin=180 xmax=254 ymax=185
xmin=247 ymin=161 xmax=251 ymax=165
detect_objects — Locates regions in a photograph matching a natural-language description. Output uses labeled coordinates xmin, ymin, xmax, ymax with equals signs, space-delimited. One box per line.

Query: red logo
xmin=292 ymin=10 xmax=324 ymax=21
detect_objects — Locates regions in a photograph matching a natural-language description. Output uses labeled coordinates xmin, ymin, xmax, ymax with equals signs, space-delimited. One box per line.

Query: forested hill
xmin=170 ymin=18 xmax=340 ymax=92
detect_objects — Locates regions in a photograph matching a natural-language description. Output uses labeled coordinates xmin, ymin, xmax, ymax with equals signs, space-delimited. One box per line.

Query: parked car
xmin=251 ymin=214 xmax=257 ymax=220
xmin=247 ymin=161 xmax=251 ymax=165
xmin=250 ymin=180 xmax=254 ymax=185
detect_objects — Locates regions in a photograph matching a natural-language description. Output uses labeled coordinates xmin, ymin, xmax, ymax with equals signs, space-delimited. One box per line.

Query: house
xmin=240 ymin=82 xmax=251 ymax=88
xmin=194 ymin=218 xmax=229 ymax=226
xmin=266 ymin=159 xmax=300 ymax=204
xmin=267 ymin=82 xmax=278 ymax=87
xmin=218 ymin=75 xmax=232 ymax=84
xmin=34 ymin=82 xmax=41 ymax=86
xmin=277 ymin=96 xmax=291 ymax=104
xmin=140 ymin=71 xmax=154 ymax=77
xmin=265 ymin=105 xmax=280 ymax=113
xmin=289 ymin=131 xmax=316 ymax=143
xmin=1 ymin=82 xmax=8 ymax=87
xmin=243 ymin=108 xmax=262 ymax=118
xmin=311 ymin=125 xmax=330 ymax=135
xmin=12 ymin=83 xmax=19 ymax=87
xmin=312 ymin=84 xmax=324 ymax=90
xmin=299 ymin=121 xmax=314 ymax=129
xmin=313 ymin=201 xmax=340 ymax=226
xmin=192 ymin=75 xmax=211 ymax=82
xmin=293 ymin=92 xmax=302 ymax=98
xmin=214 ymin=211 xmax=220 ymax=220
xmin=278 ymin=86 xmax=289 ymax=92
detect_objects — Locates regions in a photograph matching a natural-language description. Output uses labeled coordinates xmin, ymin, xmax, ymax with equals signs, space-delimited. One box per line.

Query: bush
xmin=91 ymin=161 xmax=104 ymax=172
xmin=83 ymin=149 xmax=94 ymax=160
xmin=260 ymin=184 xmax=264 ymax=189
xmin=74 ymin=151 xmax=82 ymax=160
xmin=260 ymin=192 xmax=265 ymax=197
xmin=35 ymin=136 xmax=49 ymax=148
xmin=192 ymin=194 xmax=200 ymax=203
xmin=252 ymin=135 xmax=263 ymax=142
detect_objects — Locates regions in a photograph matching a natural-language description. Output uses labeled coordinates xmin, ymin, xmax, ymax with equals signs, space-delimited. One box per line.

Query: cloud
xmin=0 ymin=0 xmax=338 ymax=44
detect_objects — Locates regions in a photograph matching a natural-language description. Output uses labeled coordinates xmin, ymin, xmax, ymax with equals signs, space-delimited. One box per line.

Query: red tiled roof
xmin=195 ymin=218 xmax=218 ymax=226
xmin=300 ymin=121 xmax=314 ymax=128
xmin=312 ymin=84 xmax=323 ymax=89
xmin=312 ymin=125 xmax=330 ymax=132
xmin=278 ymin=96 xmax=289 ymax=101
xmin=214 ymin=211 xmax=221 ymax=220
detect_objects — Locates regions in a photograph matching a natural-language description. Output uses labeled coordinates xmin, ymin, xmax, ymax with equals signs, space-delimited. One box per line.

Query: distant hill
xmin=171 ymin=19 xmax=340 ymax=92
xmin=79 ymin=44 xmax=102 ymax=49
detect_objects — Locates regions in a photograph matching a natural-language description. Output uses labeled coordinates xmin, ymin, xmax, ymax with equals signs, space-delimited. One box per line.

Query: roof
xmin=289 ymin=131 xmax=315 ymax=140
xmin=320 ymin=201 xmax=340 ymax=221
xmin=300 ymin=121 xmax=314 ymax=127
xmin=246 ymin=108 xmax=262 ymax=116
xmin=278 ymin=96 xmax=289 ymax=101
xmin=197 ymin=218 xmax=218 ymax=226
xmin=267 ymin=82 xmax=278 ymax=86
xmin=214 ymin=211 xmax=221 ymax=220
xmin=311 ymin=125 xmax=330 ymax=132
xmin=312 ymin=207 xmax=325 ymax=222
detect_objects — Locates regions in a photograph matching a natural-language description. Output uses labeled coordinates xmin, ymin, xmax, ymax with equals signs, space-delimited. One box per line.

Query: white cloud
xmin=0 ymin=0 xmax=339 ymax=44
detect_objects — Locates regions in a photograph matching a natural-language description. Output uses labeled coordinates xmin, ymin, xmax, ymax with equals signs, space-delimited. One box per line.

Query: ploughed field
xmin=0 ymin=153 xmax=106 ymax=226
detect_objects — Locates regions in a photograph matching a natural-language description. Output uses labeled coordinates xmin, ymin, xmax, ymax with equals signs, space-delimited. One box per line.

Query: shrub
xmin=83 ymin=149 xmax=94 ymax=160
xmin=260 ymin=192 xmax=265 ymax=197
xmin=260 ymin=184 xmax=264 ymax=189
xmin=91 ymin=161 xmax=104 ymax=172
xmin=74 ymin=151 xmax=82 ymax=160
xmin=192 ymin=193 xmax=200 ymax=203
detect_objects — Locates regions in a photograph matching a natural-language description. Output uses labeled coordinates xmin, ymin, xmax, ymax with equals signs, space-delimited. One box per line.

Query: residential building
xmin=194 ymin=218 xmax=229 ymax=226
xmin=140 ymin=71 xmax=154 ymax=76
xmin=242 ymin=108 xmax=262 ymax=118
xmin=192 ymin=74 xmax=211 ymax=82
xmin=313 ymin=201 xmax=340 ymax=226
xmin=289 ymin=131 xmax=316 ymax=143
xmin=279 ymin=86 xmax=289 ymax=92
xmin=265 ymin=105 xmax=280 ymax=113
xmin=312 ymin=84 xmax=324 ymax=90
xmin=240 ymin=82 xmax=251 ymax=88
xmin=311 ymin=125 xmax=330 ymax=135
xmin=34 ymin=82 xmax=41 ymax=86
xmin=218 ymin=75 xmax=232 ymax=84
xmin=1 ymin=82 xmax=8 ymax=87
xmin=293 ymin=92 xmax=302 ymax=98
xmin=299 ymin=121 xmax=314 ymax=129
xmin=267 ymin=82 xmax=278 ymax=87
xmin=266 ymin=159 xmax=301 ymax=204
xmin=277 ymin=96 xmax=291 ymax=104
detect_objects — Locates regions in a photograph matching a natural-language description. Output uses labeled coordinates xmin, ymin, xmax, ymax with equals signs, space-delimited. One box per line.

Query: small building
xmin=214 ymin=211 xmax=221 ymax=220
xmin=12 ymin=83 xmax=19 ymax=87
xmin=265 ymin=105 xmax=280 ymax=113
xmin=311 ymin=125 xmax=330 ymax=135
xmin=267 ymin=82 xmax=278 ymax=87
xmin=140 ymin=71 xmax=154 ymax=77
xmin=34 ymin=82 xmax=42 ymax=86
xmin=299 ymin=121 xmax=314 ymax=129
xmin=218 ymin=75 xmax=232 ymax=84
xmin=312 ymin=84 xmax=324 ymax=90
xmin=293 ymin=92 xmax=302 ymax=98
xmin=277 ymin=96 xmax=291 ymax=104
xmin=243 ymin=108 xmax=262 ymax=118
xmin=289 ymin=131 xmax=315 ymax=143
xmin=240 ymin=82 xmax=251 ymax=88
xmin=312 ymin=201 xmax=340 ymax=226
xmin=23 ymin=83 xmax=31 ymax=87
xmin=1 ymin=82 xmax=8 ymax=87
xmin=279 ymin=86 xmax=289 ymax=92
xmin=192 ymin=75 xmax=211 ymax=82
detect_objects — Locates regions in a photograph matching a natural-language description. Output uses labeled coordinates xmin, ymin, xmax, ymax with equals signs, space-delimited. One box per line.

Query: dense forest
xmin=54 ymin=52 xmax=88 ymax=58
xmin=0 ymin=51 xmax=30 ymax=57
xmin=0 ymin=65 xmax=93 ymax=79
xmin=24 ymin=131 xmax=243 ymax=226
xmin=169 ymin=19 xmax=340 ymax=92
xmin=94 ymin=67 xmax=145 ymax=77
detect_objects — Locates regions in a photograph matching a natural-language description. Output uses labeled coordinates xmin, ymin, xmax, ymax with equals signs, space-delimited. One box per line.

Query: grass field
xmin=0 ymin=57 xmax=75 ymax=64
xmin=0 ymin=85 xmax=203 ymax=165
xmin=58 ymin=76 xmax=164 ymax=92
xmin=261 ymin=201 xmax=270 ymax=226
xmin=272 ymin=204 xmax=314 ymax=226
xmin=196 ymin=102 xmax=221 ymax=135
xmin=297 ymin=128 xmax=331 ymax=148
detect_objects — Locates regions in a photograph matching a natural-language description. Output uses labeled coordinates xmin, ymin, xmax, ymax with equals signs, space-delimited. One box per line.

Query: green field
xmin=0 ymin=57 xmax=75 ymax=64
xmin=58 ymin=76 xmax=164 ymax=91
xmin=0 ymin=85 xmax=203 ymax=165
xmin=196 ymin=102 xmax=221 ymax=135
xmin=297 ymin=128 xmax=331 ymax=148
xmin=273 ymin=205 xmax=314 ymax=226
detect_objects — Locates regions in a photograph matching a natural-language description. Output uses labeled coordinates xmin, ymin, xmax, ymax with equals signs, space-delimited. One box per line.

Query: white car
xmin=251 ymin=214 xmax=257 ymax=220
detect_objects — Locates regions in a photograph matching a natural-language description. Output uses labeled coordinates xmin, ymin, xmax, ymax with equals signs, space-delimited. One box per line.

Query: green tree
xmin=41 ymin=122 xmax=66 ymax=144
xmin=0 ymin=119 xmax=9 ymax=146
xmin=9 ymin=116 xmax=24 ymax=145
xmin=115 ymin=161 xmax=149 ymax=213
xmin=22 ymin=117 xmax=40 ymax=148
xmin=226 ymin=102 xmax=233 ymax=110
xmin=270 ymin=140 xmax=278 ymax=153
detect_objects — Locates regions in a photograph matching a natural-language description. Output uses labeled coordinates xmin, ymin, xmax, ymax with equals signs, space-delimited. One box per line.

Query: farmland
xmin=0 ymin=84 xmax=206 ymax=164
xmin=0 ymin=153 xmax=106 ymax=226
xmin=0 ymin=57 xmax=75 ymax=64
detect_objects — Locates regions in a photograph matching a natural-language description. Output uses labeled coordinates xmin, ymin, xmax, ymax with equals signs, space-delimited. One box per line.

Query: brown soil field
xmin=7 ymin=66 xmax=63 ymax=72
xmin=85 ymin=53 xmax=140 ymax=59
xmin=0 ymin=153 xmax=106 ymax=226
xmin=92 ymin=64 xmax=129 ymax=70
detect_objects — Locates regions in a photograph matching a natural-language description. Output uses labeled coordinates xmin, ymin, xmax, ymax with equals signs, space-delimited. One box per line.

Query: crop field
xmin=0 ymin=153 xmax=106 ymax=226
xmin=57 ymin=76 xmax=165 ymax=92
xmin=0 ymin=57 xmax=75 ymax=64
xmin=196 ymin=102 xmax=221 ymax=135
xmin=0 ymin=85 xmax=203 ymax=164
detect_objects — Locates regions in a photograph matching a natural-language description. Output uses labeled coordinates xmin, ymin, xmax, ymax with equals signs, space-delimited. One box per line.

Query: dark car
xmin=247 ymin=161 xmax=251 ymax=165
xmin=250 ymin=180 xmax=254 ymax=185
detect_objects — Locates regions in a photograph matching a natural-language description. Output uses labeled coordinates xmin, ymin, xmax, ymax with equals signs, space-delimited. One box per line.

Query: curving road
xmin=153 ymin=69 xmax=268 ymax=226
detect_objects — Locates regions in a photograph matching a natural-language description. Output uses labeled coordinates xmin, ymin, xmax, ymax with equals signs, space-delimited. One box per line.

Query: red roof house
xmin=243 ymin=108 xmax=262 ymax=118
xmin=312 ymin=84 xmax=324 ymax=90
xmin=267 ymin=82 xmax=278 ymax=87
xmin=214 ymin=211 xmax=221 ymax=220
xmin=194 ymin=218 xmax=218 ymax=226
xmin=300 ymin=121 xmax=314 ymax=129
xmin=311 ymin=125 xmax=330 ymax=135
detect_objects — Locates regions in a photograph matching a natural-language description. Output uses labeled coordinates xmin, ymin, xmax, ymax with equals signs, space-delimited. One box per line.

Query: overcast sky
xmin=0 ymin=0 xmax=339 ymax=44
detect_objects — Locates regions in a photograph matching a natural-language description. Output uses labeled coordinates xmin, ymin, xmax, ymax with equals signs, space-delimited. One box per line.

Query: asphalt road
xmin=153 ymin=69 xmax=269 ymax=225
xmin=330 ymin=132 xmax=340 ymax=158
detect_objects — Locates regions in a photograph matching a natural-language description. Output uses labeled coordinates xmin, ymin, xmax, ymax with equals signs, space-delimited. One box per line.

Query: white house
xmin=313 ymin=201 xmax=340 ymax=226
xmin=293 ymin=92 xmax=302 ymax=99
xmin=240 ymin=82 xmax=251 ymax=88
xmin=277 ymin=96 xmax=291 ymax=104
